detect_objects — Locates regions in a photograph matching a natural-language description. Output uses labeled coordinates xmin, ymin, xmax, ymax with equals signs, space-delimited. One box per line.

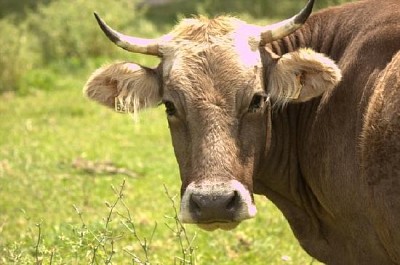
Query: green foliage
xmin=0 ymin=18 xmax=39 ymax=93
xmin=0 ymin=0 xmax=51 ymax=20
xmin=144 ymin=0 xmax=355 ymax=25
xmin=19 ymin=68 xmax=57 ymax=93
xmin=0 ymin=0 xmax=355 ymax=93
xmin=196 ymin=0 xmax=355 ymax=18
xmin=0 ymin=0 xmax=158 ymax=94
xmin=26 ymin=0 xmax=158 ymax=63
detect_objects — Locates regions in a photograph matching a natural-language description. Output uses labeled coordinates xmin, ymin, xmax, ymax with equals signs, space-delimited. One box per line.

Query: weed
xmin=70 ymin=179 xmax=197 ymax=264
xmin=164 ymin=185 xmax=197 ymax=265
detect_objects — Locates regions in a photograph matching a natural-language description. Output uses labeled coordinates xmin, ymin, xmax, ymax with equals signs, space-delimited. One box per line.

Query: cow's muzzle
xmin=179 ymin=180 xmax=257 ymax=231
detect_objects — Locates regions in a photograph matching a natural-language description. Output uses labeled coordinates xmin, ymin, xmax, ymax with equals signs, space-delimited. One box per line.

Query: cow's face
xmin=84 ymin=1 xmax=341 ymax=230
xmin=161 ymin=34 xmax=268 ymax=230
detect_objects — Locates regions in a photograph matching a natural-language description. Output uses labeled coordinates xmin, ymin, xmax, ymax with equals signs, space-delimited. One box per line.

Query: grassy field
xmin=0 ymin=0 xmax=360 ymax=263
xmin=0 ymin=67 xmax=323 ymax=264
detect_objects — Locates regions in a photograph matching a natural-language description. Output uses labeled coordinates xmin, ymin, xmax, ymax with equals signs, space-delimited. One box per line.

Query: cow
xmin=83 ymin=0 xmax=400 ymax=264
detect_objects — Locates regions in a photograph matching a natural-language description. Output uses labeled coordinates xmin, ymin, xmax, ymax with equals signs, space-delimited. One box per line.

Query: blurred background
xmin=0 ymin=0 xmax=351 ymax=94
xmin=0 ymin=0 xmax=352 ymax=264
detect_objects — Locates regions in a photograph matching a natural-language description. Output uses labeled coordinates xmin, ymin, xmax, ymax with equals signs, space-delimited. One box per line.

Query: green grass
xmin=0 ymin=0 xmax=354 ymax=262
xmin=0 ymin=70 xmax=322 ymax=264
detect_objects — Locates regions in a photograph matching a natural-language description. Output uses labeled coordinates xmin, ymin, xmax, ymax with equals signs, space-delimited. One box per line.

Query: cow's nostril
xmin=189 ymin=194 xmax=202 ymax=215
xmin=188 ymin=191 xmax=243 ymax=222
xmin=226 ymin=191 xmax=240 ymax=211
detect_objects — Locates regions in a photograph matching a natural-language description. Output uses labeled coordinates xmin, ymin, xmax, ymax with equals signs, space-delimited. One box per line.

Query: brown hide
xmin=253 ymin=0 xmax=400 ymax=264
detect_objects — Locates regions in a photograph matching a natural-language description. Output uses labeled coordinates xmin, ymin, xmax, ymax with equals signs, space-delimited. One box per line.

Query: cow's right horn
xmin=94 ymin=12 xmax=161 ymax=57
xmin=259 ymin=0 xmax=315 ymax=45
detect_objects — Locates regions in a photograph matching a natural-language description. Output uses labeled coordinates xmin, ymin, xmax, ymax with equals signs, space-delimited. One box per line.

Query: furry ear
xmin=84 ymin=62 xmax=161 ymax=113
xmin=267 ymin=48 xmax=342 ymax=104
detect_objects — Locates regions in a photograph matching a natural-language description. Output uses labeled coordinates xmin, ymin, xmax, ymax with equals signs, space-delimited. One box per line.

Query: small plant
xmin=72 ymin=179 xmax=152 ymax=264
xmin=71 ymin=179 xmax=197 ymax=264
xmin=164 ymin=185 xmax=197 ymax=265
xmin=114 ymin=180 xmax=157 ymax=265
xmin=34 ymin=222 xmax=42 ymax=265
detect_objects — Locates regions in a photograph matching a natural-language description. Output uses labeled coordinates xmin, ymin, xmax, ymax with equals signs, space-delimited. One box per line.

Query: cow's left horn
xmin=260 ymin=0 xmax=314 ymax=45
xmin=94 ymin=12 xmax=161 ymax=56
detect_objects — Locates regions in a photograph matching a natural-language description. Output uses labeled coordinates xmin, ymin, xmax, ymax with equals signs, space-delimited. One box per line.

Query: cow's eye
xmin=248 ymin=94 xmax=265 ymax=113
xmin=163 ymin=101 xmax=176 ymax=116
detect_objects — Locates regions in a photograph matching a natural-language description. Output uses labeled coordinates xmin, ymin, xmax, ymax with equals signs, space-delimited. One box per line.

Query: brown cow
xmin=84 ymin=0 xmax=400 ymax=264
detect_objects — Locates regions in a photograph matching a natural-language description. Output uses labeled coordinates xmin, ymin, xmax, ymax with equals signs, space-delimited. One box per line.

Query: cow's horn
xmin=94 ymin=12 xmax=161 ymax=56
xmin=260 ymin=0 xmax=314 ymax=45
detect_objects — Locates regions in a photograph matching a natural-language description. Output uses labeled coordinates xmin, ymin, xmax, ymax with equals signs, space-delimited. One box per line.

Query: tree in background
xmin=198 ymin=0 xmax=353 ymax=18
xmin=1 ymin=0 xmax=355 ymax=21
xmin=0 ymin=0 xmax=51 ymax=19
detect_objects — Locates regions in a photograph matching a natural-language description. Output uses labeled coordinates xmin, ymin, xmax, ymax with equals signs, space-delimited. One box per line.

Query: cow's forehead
xmin=161 ymin=43 xmax=262 ymax=99
xmin=160 ymin=16 xmax=262 ymax=81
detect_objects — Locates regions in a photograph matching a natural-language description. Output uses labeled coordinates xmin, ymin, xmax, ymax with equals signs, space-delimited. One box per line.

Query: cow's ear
xmin=268 ymin=48 xmax=341 ymax=104
xmin=84 ymin=62 xmax=161 ymax=113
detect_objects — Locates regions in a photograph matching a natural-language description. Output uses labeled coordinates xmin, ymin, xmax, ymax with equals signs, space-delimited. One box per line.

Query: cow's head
xmin=84 ymin=0 xmax=341 ymax=231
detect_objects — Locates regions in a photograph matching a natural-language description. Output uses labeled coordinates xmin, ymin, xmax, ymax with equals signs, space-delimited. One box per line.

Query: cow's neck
xmin=253 ymin=14 xmax=344 ymax=260
xmin=254 ymin=12 xmax=336 ymax=207
xmin=254 ymin=101 xmax=324 ymax=220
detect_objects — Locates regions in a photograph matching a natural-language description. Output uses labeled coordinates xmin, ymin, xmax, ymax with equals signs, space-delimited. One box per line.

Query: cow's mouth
xmin=196 ymin=221 xmax=240 ymax=231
